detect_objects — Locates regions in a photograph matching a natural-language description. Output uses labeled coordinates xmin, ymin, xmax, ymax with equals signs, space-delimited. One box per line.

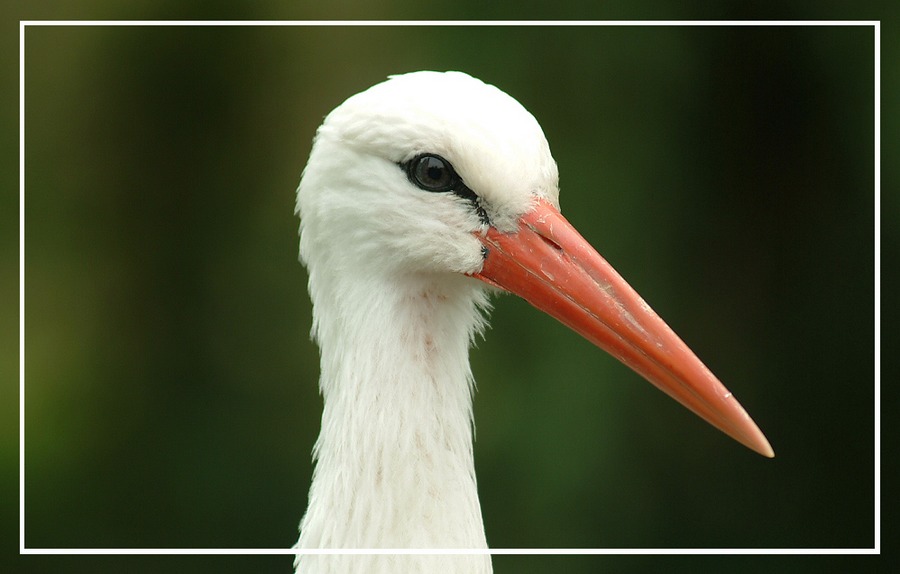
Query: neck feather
xmin=296 ymin=271 xmax=492 ymax=562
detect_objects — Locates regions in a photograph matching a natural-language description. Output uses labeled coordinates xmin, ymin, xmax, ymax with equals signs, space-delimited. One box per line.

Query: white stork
xmin=293 ymin=71 xmax=773 ymax=573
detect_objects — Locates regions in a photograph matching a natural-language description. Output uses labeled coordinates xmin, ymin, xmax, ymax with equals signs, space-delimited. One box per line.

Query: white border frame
xmin=19 ymin=19 xmax=881 ymax=557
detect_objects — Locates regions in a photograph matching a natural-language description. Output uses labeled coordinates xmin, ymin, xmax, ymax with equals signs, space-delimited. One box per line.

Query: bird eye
xmin=406 ymin=154 xmax=459 ymax=192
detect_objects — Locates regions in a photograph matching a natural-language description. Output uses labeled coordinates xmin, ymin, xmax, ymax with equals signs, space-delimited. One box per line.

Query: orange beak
xmin=472 ymin=198 xmax=774 ymax=458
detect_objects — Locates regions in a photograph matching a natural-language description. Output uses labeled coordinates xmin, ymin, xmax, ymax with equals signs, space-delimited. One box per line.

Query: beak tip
xmin=743 ymin=427 xmax=775 ymax=458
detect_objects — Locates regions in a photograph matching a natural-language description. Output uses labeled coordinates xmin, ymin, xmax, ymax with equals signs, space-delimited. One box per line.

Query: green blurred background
xmin=4 ymin=5 xmax=894 ymax=574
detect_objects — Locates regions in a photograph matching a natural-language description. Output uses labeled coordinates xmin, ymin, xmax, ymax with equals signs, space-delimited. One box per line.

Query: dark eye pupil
xmin=409 ymin=154 xmax=456 ymax=191
xmin=425 ymin=164 xmax=444 ymax=182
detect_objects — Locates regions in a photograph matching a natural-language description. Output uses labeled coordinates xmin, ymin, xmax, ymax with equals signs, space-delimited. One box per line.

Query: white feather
xmin=294 ymin=71 xmax=560 ymax=574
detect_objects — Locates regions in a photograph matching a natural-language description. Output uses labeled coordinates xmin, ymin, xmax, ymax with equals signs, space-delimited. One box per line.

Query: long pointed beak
xmin=472 ymin=198 xmax=774 ymax=458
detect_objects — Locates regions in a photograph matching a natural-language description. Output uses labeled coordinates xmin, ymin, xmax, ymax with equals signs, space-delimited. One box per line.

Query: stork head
xmin=297 ymin=71 xmax=557 ymax=278
xmin=297 ymin=71 xmax=773 ymax=458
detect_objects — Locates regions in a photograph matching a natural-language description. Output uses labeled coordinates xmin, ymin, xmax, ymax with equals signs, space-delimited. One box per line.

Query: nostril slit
xmin=538 ymin=233 xmax=563 ymax=253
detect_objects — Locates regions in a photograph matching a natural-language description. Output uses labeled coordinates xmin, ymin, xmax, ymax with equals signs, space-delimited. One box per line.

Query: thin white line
xmin=19 ymin=547 xmax=881 ymax=555
xmin=19 ymin=19 xmax=880 ymax=27
xmin=872 ymin=20 xmax=881 ymax=555
xmin=19 ymin=19 xmax=27 ymax=555
xmin=488 ymin=548 xmax=879 ymax=555
xmin=22 ymin=548 xmax=298 ymax=556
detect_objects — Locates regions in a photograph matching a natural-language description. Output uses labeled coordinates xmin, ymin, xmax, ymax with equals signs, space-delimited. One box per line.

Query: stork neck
xmin=297 ymin=272 xmax=490 ymax=555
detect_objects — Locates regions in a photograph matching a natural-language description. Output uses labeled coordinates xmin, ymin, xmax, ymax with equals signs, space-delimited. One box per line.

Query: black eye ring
xmin=400 ymin=153 xmax=490 ymax=225
xmin=405 ymin=154 xmax=459 ymax=192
